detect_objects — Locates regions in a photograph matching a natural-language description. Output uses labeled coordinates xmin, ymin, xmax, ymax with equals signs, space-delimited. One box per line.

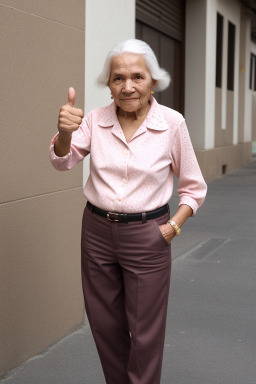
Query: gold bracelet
xmin=167 ymin=220 xmax=181 ymax=236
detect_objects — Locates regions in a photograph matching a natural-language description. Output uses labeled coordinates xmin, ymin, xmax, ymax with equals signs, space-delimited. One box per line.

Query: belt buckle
xmin=107 ymin=212 xmax=120 ymax=222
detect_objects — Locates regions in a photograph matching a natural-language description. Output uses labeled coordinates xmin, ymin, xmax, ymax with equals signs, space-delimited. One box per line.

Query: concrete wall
xmin=83 ymin=0 xmax=136 ymax=184
xmin=0 ymin=0 xmax=85 ymax=377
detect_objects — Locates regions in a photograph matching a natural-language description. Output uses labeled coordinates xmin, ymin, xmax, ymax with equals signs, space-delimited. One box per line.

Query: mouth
xmin=121 ymin=98 xmax=138 ymax=101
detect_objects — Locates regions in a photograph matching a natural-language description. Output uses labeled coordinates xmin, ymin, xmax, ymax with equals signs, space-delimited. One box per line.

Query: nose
xmin=122 ymin=79 xmax=134 ymax=93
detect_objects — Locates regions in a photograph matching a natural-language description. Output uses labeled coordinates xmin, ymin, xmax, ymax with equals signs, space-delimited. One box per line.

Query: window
xmin=250 ymin=53 xmax=256 ymax=91
xmin=227 ymin=21 xmax=236 ymax=91
xmin=216 ymin=13 xmax=224 ymax=88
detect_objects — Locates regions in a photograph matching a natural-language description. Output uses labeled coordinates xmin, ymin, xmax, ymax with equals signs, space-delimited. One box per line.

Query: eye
xmin=135 ymin=75 xmax=142 ymax=80
xmin=114 ymin=76 xmax=121 ymax=81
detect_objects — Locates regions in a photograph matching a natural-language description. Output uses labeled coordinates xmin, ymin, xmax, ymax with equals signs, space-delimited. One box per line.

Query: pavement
xmin=1 ymin=160 xmax=256 ymax=384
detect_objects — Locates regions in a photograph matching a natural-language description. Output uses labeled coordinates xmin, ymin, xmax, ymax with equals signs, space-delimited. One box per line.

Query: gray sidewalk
xmin=1 ymin=160 xmax=256 ymax=384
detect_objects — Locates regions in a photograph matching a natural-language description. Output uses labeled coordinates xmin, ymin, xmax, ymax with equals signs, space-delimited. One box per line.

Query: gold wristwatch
xmin=167 ymin=220 xmax=181 ymax=236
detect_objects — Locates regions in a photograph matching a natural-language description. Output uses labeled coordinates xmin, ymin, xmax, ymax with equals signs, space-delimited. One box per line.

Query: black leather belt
xmin=87 ymin=201 xmax=169 ymax=222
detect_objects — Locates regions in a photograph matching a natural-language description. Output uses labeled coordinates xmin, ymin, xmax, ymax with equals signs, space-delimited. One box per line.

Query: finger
xmin=72 ymin=107 xmax=84 ymax=118
xmin=58 ymin=123 xmax=80 ymax=132
xmin=64 ymin=104 xmax=84 ymax=117
xmin=67 ymin=87 xmax=76 ymax=107
xmin=59 ymin=114 xmax=82 ymax=125
xmin=69 ymin=114 xmax=83 ymax=124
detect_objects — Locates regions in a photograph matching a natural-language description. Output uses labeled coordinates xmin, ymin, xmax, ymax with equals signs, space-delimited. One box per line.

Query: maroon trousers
xmin=81 ymin=205 xmax=172 ymax=384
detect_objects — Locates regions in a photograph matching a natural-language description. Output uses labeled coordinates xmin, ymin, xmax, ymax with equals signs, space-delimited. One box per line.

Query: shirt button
xmin=123 ymin=178 xmax=128 ymax=184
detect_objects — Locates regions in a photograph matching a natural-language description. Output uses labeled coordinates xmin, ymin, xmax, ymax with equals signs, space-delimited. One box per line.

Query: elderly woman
xmin=50 ymin=39 xmax=207 ymax=384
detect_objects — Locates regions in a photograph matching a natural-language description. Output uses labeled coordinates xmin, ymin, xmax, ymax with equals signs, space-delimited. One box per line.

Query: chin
xmin=120 ymin=100 xmax=140 ymax=110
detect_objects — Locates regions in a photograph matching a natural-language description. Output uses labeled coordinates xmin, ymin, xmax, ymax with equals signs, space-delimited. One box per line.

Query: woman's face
xmin=108 ymin=53 xmax=157 ymax=115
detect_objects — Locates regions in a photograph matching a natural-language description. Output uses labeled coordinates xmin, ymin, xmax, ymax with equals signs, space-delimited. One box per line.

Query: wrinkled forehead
xmin=110 ymin=53 xmax=151 ymax=75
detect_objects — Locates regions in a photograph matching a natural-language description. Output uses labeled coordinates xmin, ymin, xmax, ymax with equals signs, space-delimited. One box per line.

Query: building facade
xmin=1 ymin=0 xmax=255 ymax=378
xmin=185 ymin=0 xmax=255 ymax=180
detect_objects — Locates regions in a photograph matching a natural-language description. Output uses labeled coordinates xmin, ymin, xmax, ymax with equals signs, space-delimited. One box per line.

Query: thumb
xmin=67 ymin=87 xmax=76 ymax=107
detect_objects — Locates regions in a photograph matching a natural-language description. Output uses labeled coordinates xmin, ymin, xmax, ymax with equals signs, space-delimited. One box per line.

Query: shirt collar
xmin=98 ymin=96 xmax=168 ymax=131
xmin=98 ymin=102 xmax=118 ymax=127
xmin=144 ymin=96 xmax=168 ymax=131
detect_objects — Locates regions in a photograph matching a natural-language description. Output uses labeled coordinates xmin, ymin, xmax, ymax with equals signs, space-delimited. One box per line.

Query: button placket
xmin=117 ymin=146 xmax=130 ymax=203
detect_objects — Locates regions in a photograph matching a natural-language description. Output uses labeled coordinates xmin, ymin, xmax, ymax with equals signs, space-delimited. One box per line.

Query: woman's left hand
xmin=158 ymin=224 xmax=176 ymax=244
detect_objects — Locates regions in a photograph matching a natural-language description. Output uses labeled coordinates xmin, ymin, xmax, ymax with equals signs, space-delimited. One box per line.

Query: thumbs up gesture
xmin=57 ymin=87 xmax=84 ymax=135
xmin=54 ymin=88 xmax=84 ymax=157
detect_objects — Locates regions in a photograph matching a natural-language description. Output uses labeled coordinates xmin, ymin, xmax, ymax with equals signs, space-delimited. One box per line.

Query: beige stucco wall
xmin=0 ymin=0 xmax=85 ymax=377
xmin=196 ymin=142 xmax=252 ymax=182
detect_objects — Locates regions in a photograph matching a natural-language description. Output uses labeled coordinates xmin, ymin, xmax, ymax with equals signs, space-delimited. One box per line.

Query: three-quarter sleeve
xmin=170 ymin=119 xmax=207 ymax=215
xmin=49 ymin=114 xmax=91 ymax=171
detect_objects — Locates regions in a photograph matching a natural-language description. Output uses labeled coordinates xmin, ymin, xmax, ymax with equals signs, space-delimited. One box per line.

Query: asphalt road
xmin=1 ymin=160 xmax=256 ymax=384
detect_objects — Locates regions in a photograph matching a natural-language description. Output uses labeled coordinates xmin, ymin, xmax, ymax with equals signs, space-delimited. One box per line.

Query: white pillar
xmin=205 ymin=0 xmax=217 ymax=148
xmin=185 ymin=0 xmax=208 ymax=150
xmin=233 ymin=10 xmax=241 ymax=144
xmin=221 ymin=17 xmax=228 ymax=130
xmin=242 ymin=20 xmax=252 ymax=142
xmin=216 ymin=0 xmax=241 ymax=142
xmin=251 ymin=41 xmax=256 ymax=144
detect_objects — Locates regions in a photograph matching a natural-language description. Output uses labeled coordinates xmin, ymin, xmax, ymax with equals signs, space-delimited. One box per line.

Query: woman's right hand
xmin=54 ymin=87 xmax=84 ymax=157
xmin=58 ymin=87 xmax=84 ymax=135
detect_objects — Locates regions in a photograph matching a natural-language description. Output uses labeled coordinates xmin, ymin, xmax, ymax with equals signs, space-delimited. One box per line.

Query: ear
xmin=152 ymin=79 xmax=158 ymax=89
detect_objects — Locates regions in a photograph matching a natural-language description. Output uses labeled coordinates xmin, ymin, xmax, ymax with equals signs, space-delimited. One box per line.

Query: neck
xmin=117 ymin=101 xmax=151 ymax=120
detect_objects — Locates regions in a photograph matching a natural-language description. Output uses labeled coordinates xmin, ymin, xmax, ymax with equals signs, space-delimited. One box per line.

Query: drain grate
xmin=180 ymin=238 xmax=230 ymax=260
